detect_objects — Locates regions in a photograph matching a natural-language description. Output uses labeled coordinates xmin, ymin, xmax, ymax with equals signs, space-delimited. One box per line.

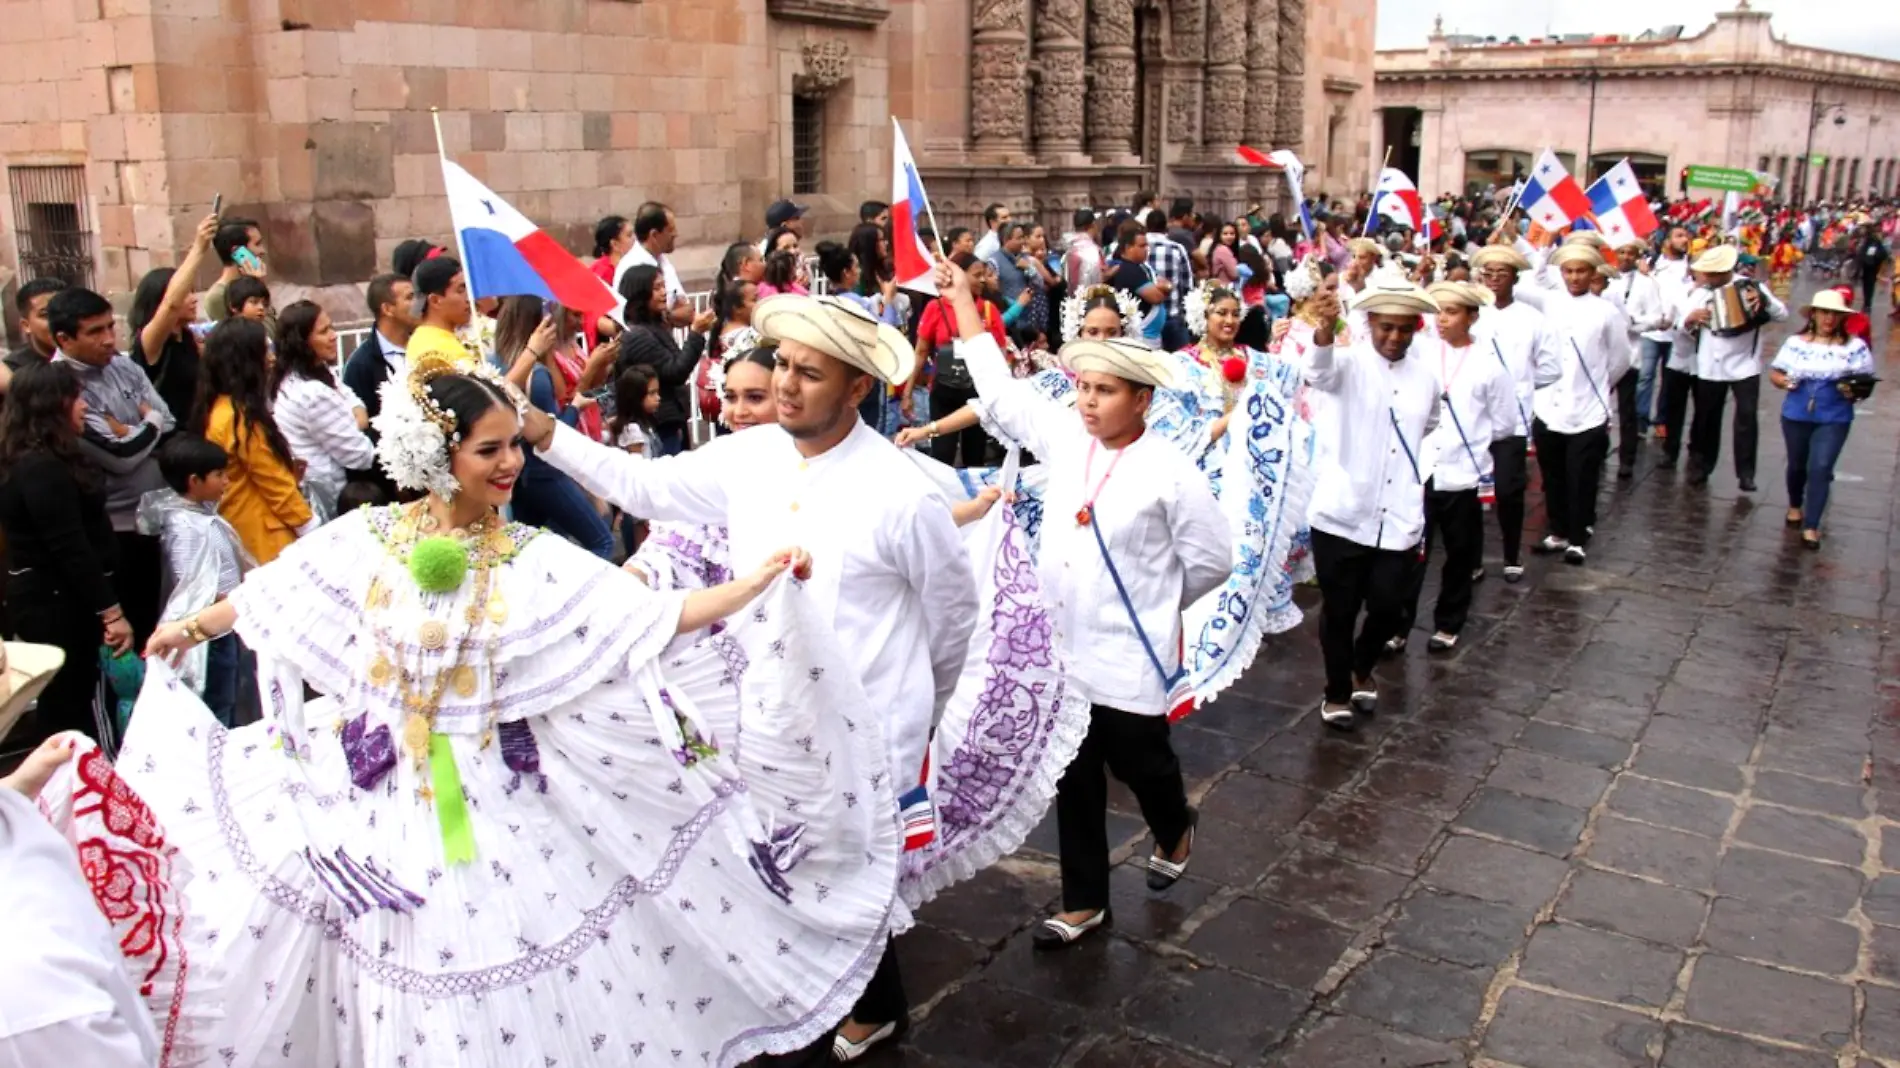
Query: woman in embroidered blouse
xmin=192 ymin=319 xmax=314 ymax=564
xmin=272 ymin=300 xmax=375 ymax=521
xmin=1768 ymin=289 xmax=1876 ymax=549
xmin=96 ymin=359 xmax=903 ymax=1068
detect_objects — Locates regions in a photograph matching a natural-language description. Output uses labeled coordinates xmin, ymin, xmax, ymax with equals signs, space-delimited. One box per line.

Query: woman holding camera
xmin=1768 ymin=289 xmax=1876 ymax=550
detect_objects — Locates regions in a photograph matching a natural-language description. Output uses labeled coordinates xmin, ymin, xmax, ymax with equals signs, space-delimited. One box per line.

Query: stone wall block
xmin=310 ymin=121 xmax=394 ymax=200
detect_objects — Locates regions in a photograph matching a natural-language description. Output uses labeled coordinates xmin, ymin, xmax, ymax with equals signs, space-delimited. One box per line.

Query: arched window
xmin=1588 ymin=152 xmax=1668 ymax=198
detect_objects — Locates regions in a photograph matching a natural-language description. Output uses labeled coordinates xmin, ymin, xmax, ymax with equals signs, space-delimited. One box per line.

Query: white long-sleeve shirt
xmin=957 ymin=334 xmax=1231 ymax=717
xmin=275 ymin=372 xmax=375 ymax=512
xmin=1533 ymin=289 xmax=1633 ymax=434
xmin=1303 ymin=336 xmax=1442 ymax=550
xmin=1473 ymin=298 xmax=1562 ymax=438
xmin=1676 ymin=284 xmax=1790 ymax=382
xmin=540 ymin=418 xmax=977 ymax=781
xmin=1647 ymin=254 xmax=1694 ymax=347
xmin=1421 ymin=338 xmax=1519 ymax=492
xmin=1607 ymin=269 xmax=1668 ymax=339
xmin=0 ymin=786 xmax=159 ymax=1068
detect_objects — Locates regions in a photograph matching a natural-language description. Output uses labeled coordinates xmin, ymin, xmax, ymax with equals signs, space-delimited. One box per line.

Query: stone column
xmin=1274 ymin=0 xmax=1305 ymax=152
xmin=1201 ymin=0 xmax=1246 ymax=152
xmin=1244 ymin=0 xmax=1280 ymax=148
xmin=1086 ymin=0 xmax=1139 ymax=162
xmin=1166 ymin=0 xmax=1205 ymax=151
xmin=971 ymin=0 xmax=1032 ymax=160
xmin=1032 ymin=0 xmax=1087 ymax=163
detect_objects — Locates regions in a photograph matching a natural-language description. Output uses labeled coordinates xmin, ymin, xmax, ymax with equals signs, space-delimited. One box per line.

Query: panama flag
xmin=1520 ymin=149 xmax=1593 ymax=231
xmin=1370 ymin=168 xmax=1425 ymax=232
xmin=1583 ymin=160 xmax=1660 ymax=246
xmin=440 ymin=159 xmax=618 ymax=319
xmin=1234 ymin=145 xmax=1314 ymax=238
xmin=891 ymin=119 xmax=942 ymax=294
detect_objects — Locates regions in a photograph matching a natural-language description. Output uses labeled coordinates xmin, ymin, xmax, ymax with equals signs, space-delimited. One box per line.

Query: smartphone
xmin=211 ymin=193 xmax=222 ymax=217
xmin=234 ymin=247 xmax=261 ymax=272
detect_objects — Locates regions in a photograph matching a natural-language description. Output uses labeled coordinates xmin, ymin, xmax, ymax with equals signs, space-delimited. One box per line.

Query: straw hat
xmin=1469 ymin=245 xmax=1531 ymax=272
xmin=1425 ymin=281 xmax=1494 ymax=310
xmin=1550 ymin=244 xmax=1606 ymax=269
xmin=1691 ymin=245 xmax=1739 ymax=274
xmin=1563 ymin=230 xmax=1609 ymax=249
xmin=1055 ymin=338 xmax=1179 ymax=389
xmin=1351 ymin=273 xmax=1441 ymax=316
xmin=0 ymin=642 xmax=65 ymax=743
xmin=1803 ymin=289 xmax=1853 ymax=316
xmin=752 ymin=294 xmax=916 ymax=385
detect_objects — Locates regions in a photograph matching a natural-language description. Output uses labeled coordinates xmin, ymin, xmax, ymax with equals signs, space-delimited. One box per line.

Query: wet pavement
xmin=878 ymin=282 xmax=1900 ymax=1068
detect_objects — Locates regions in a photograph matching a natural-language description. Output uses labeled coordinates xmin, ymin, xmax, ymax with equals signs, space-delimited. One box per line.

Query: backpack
xmin=1861 ymin=240 xmax=1887 ymax=266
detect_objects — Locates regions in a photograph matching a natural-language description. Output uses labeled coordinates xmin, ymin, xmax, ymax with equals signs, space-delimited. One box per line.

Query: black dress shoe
xmin=1738 ymin=478 xmax=1757 ymax=493
xmin=1616 ymin=465 xmax=1634 ymax=481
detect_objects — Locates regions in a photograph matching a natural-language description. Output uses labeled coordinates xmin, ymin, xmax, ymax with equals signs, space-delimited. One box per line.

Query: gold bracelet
xmin=927 ymin=421 xmax=939 ymax=439
xmin=182 ymin=616 xmax=209 ymax=644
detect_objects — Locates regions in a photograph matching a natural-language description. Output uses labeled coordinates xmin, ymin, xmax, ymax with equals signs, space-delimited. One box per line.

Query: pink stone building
xmin=1374 ymin=5 xmax=1900 ymax=205
xmin=0 ymin=0 xmax=1371 ymax=305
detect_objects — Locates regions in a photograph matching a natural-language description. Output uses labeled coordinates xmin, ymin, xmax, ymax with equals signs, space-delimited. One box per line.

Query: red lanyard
xmin=1075 ymin=435 xmax=1139 ymax=526
xmin=1439 ymin=339 xmax=1472 ymax=388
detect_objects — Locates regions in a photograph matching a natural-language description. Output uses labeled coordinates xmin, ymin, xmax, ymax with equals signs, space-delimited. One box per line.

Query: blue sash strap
xmin=1388 ymin=409 xmax=1423 ymax=485
xmin=1086 ymin=508 xmax=1186 ymax=691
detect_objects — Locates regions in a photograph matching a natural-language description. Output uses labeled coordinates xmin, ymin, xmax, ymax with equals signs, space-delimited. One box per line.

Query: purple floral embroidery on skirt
xmin=499 ymin=721 xmax=548 ymax=796
xmin=746 ymin=823 xmax=811 ymax=904
xmin=340 ymin=713 xmax=396 ymax=791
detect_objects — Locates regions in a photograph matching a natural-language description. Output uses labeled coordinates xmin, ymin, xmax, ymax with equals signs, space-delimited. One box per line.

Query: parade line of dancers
xmin=0 ymin=232 xmax=1874 ymax=1066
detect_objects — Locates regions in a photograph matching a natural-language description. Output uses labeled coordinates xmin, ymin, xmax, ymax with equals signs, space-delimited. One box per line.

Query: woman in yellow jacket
xmin=192 ymin=319 xmax=314 ymax=564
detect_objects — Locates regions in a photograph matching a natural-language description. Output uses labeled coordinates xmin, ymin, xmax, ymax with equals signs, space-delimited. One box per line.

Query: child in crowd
xmin=608 ymin=364 xmax=660 ymax=455
xmin=226 ymin=275 xmax=272 ymax=323
xmin=606 ymin=364 xmax=661 ymax=555
xmin=138 ymin=435 xmax=256 ymax=726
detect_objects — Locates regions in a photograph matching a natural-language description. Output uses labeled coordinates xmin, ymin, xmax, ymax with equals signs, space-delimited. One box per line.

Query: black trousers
xmin=1687 ymin=375 xmax=1761 ymax=483
xmin=928 ymin=382 xmax=990 ymax=468
xmin=1659 ymin=368 xmax=1697 ymax=463
xmin=114 ymin=530 xmax=162 ymax=650
xmin=1614 ymin=366 xmax=1639 ymax=469
xmin=1489 ymin=436 xmax=1528 ymax=566
xmin=1397 ymin=482 xmax=1484 ymax=637
xmin=4 ymin=587 xmax=107 ymax=752
xmin=1863 ymin=262 xmax=1883 ymax=313
xmin=1532 ymin=420 xmax=1610 ymax=545
xmin=1311 ymin=528 xmax=1414 ymax=704
xmin=1055 ymin=703 xmax=1191 ymax=912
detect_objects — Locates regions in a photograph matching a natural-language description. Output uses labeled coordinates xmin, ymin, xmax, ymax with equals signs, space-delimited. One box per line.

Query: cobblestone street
xmin=878 ymin=289 xmax=1900 ymax=1068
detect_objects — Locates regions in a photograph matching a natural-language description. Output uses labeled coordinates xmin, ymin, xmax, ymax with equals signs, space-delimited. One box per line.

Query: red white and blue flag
xmin=891 ymin=119 xmax=942 ymax=294
xmin=1234 ymin=145 xmax=1314 ymax=238
xmin=440 ymin=159 xmax=618 ymax=320
xmin=1370 ymin=168 xmax=1425 ymax=232
xmin=1583 ymin=160 xmax=1660 ymax=246
xmin=1520 ymin=149 xmax=1593 ymax=231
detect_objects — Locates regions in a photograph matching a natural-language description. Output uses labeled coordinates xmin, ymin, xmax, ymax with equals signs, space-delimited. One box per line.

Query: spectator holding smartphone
xmin=202 ymin=218 xmax=267 ymax=323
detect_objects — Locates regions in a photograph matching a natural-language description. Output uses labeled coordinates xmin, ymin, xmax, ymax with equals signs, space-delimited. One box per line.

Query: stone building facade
xmin=1374 ymin=5 xmax=1900 ymax=204
xmin=0 ymin=0 xmax=1371 ymax=306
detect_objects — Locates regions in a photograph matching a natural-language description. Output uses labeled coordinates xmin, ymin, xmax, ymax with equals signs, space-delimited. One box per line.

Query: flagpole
xmin=1361 ymin=145 xmax=1393 ymax=238
xmin=431 ymin=108 xmax=474 ymax=291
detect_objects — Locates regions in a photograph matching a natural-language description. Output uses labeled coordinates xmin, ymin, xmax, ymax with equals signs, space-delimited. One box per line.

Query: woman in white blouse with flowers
xmin=1767 ymin=289 xmax=1876 ymax=549
xmin=271 ymin=300 xmax=375 ymax=521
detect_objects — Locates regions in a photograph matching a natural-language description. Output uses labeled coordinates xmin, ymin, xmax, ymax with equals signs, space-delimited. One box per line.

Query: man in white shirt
xmin=973 ymin=202 xmax=1009 ymax=262
xmin=522 ymin=293 xmax=977 ymax=1064
xmin=1301 ymin=274 xmax=1442 ymax=730
xmin=1063 ymin=208 xmax=1105 ymax=291
xmin=935 ymin=259 xmax=1230 ymax=952
xmin=1394 ymin=281 xmax=1519 ymax=653
xmin=1469 ymin=245 xmax=1562 ymax=582
xmin=612 ymin=202 xmax=693 ymax=327
xmin=1608 ymin=240 xmax=1669 ymax=479
xmin=1676 ymin=244 xmax=1789 ymax=491
xmin=0 ymin=643 xmax=161 ymax=1068
xmin=1641 ymin=226 xmax=1693 ymax=440
xmin=1531 ymin=244 xmax=1633 ymax=566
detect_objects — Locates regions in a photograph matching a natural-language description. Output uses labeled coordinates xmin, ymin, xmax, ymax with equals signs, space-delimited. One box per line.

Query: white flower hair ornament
xmin=1059 ymin=284 xmax=1143 ymax=343
xmin=372 ymin=354 xmax=521 ymax=500
xmin=1183 ymin=280 xmax=1242 ymax=340
xmin=1283 ymin=257 xmax=1325 ymax=303
xmin=708 ymin=326 xmax=761 ymax=428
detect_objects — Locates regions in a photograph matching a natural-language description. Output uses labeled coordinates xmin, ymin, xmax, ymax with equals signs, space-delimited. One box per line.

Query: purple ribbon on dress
xmin=499 ymin=720 xmax=548 ymax=796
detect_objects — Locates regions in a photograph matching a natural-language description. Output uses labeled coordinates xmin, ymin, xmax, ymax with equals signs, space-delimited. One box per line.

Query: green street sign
xmin=1809 ymin=153 xmax=1827 ymax=167
xmin=1684 ymin=165 xmax=1757 ymax=193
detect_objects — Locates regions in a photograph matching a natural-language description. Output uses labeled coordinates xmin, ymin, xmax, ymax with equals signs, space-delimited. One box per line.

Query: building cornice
xmin=766 ymin=0 xmax=890 ymax=30
xmin=1375 ymin=62 xmax=1900 ymax=94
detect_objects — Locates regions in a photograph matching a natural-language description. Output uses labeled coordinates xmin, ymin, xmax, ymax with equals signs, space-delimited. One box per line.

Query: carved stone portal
xmin=1033 ymin=0 xmax=1087 ymax=159
xmin=1087 ymin=0 xmax=1138 ymax=161
xmin=1275 ymin=0 xmax=1306 ymax=150
xmin=971 ymin=0 xmax=1032 ymax=153
xmin=1245 ymin=0 xmax=1280 ymax=147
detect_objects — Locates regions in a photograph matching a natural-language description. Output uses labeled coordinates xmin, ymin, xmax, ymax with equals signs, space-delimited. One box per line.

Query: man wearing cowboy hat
xmin=1300 ymin=271 xmax=1442 ymax=730
xmin=1469 ymin=244 xmax=1562 ymax=583
xmin=1606 ymin=240 xmax=1668 ymax=479
xmin=1675 ymin=243 xmax=1788 ymax=491
xmin=0 ymin=643 xmax=162 ymax=1066
xmin=931 ymin=257 xmax=1230 ymax=952
xmin=1530 ymin=242 xmax=1632 ymax=566
xmin=521 ymin=293 xmax=980 ymax=1062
